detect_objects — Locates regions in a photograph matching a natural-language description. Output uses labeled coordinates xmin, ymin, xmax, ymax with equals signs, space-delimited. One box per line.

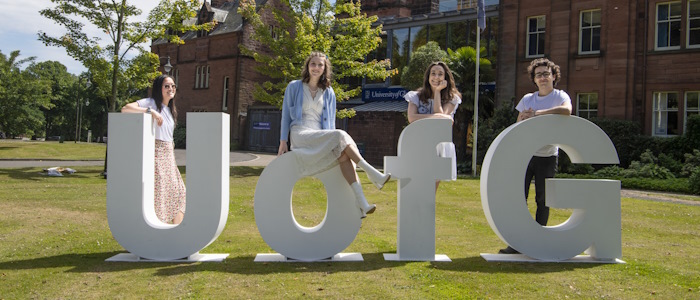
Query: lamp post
xmin=160 ymin=56 xmax=173 ymax=74
xmin=75 ymin=76 xmax=83 ymax=143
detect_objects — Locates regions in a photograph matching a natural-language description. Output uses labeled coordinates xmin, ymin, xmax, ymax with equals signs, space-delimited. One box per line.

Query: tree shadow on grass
xmin=429 ymin=256 xmax=603 ymax=274
xmin=230 ymin=166 xmax=264 ymax=178
xmin=0 ymin=251 xmax=603 ymax=276
xmin=0 ymin=251 xmax=412 ymax=275
xmin=0 ymin=167 xmax=103 ymax=181
xmin=152 ymin=251 xmax=414 ymax=276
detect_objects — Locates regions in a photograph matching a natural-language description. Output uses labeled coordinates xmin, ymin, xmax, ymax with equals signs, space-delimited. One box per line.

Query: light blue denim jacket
xmin=280 ymin=80 xmax=337 ymax=141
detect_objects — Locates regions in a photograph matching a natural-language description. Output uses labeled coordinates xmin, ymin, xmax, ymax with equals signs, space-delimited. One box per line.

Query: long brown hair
xmin=151 ymin=74 xmax=178 ymax=121
xmin=417 ymin=61 xmax=461 ymax=105
xmin=301 ymin=51 xmax=332 ymax=90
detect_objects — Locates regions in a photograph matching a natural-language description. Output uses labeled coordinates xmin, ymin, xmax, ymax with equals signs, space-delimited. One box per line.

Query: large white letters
xmin=384 ymin=118 xmax=453 ymax=261
xmin=106 ymin=113 xmax=229 ymax=261
xmin=481 ymin=115 xmax=622 ymax=262
xmin=254 ymin=154 xmax=363 ymax=261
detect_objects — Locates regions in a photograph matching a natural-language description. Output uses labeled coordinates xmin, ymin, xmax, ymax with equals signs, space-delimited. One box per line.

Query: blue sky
xmin=0 ymin=0 xmax=162 ymax=75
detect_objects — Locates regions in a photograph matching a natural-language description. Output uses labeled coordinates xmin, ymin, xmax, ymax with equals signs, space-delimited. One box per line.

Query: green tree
xmin=399 ymin=41 xmax=448 ymax=91
xmin=38 ymin=0 xmax=212 ymax=113
xmin=25 ymin=61 xmax=79 ymax=139
xmin=239 ymin=0 xmax=393 ymax=116
xmin=0 ymin=50 xmax=52 ymax=138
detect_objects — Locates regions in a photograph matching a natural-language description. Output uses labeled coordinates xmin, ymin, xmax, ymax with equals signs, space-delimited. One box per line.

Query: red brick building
xmin=151 ymin=0 xmax=281 ymax=147
xmin=497 ymin=0 xmax=700 ymax=136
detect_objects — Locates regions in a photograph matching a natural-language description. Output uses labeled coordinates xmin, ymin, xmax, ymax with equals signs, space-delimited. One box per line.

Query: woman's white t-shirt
xmin=136 ymin=98 xmax=175 ymax=142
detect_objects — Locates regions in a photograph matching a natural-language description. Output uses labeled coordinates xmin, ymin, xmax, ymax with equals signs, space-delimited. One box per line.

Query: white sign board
xmin=480 ymin=115 xmax=623 ymax=262
xmin=106 ymin=113 xmax=230 ymax=261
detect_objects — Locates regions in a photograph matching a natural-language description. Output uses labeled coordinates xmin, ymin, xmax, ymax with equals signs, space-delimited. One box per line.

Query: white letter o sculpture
xmin=481 ymin=115 xmax=622 ymax=261
xmin=254 ymin=153 xmax=362 ymax=261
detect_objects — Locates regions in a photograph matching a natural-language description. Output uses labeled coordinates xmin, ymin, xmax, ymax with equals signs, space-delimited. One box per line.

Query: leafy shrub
xmin=400 ymin=42 xmax=448 ymax=90
xmin=589 ymin=118 xmax=640 ymax=167
xmin=658 ymin=152 xmax=683 ymax=176
xmin=594 ymin=166 xmax=625 ymax=178
xmin=476 ymin=105 xmax=517 ymax=166
xmin=685 ymin=114 xmax=700 ymax=149
xmin=173 ymin=123 xmax=186 ymax=149
xmin=689 ymin=167 xmax=700 ymax=195
xmin=681 ymin=149 xmax=700 ymax=177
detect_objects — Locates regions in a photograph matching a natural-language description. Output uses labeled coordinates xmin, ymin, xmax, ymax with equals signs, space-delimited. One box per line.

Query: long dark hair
xmin=151 ymin=74 xmax=178 ymax=121
xmin=301 ymin=51 xmax=332 ymax=90
xmin=417 ymin=61 xmax=461 ymax=105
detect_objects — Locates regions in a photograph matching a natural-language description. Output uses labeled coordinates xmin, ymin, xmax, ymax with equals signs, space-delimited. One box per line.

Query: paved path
xmin=0 ymin=149 xmax=277 ymax=168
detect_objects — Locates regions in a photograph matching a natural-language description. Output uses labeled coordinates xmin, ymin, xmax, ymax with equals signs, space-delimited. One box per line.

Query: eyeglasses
xmin=164 ymin=84 xmax=177 ymax=90
xmin=535 ymin=72 xmax=552 ymax=79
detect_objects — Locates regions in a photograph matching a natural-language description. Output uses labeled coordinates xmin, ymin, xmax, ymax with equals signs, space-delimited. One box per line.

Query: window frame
xmin=195 ymin=66 xmax=200 ymax=89
xmin=579 ymin=9 xmax=602 ymax=54
xmin=222 ymin=76 xmax=230 ymax=111
xmin=526 ymin=15 xmax=546 ymax=58
xmin=685 ymin=91 xmax=700 ymax=131
xmin=655 ymin=1 xmax=682 ymax=51
xmin=652 ymin=91 xmax=680 ymax=136
xmin=688 ymin=0 xmax=700 ymax=48
xmin=576 ymin=93 xmax=599 ymax=119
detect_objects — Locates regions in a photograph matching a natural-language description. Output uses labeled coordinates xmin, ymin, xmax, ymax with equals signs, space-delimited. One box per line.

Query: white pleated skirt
xmin=438 ymin=142 xmax=457 ymax=181
xmin=290 ymin=125 xmax=355 ymax=176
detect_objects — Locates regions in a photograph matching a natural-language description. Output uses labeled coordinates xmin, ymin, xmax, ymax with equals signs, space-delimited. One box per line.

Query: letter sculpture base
xmin=254 ymin=253 xmax=363 ymax=262
xmin=383 ymin=253 xmax=451 ymax=262
xmin=480 ymin=253 xmax=625 ymax=264
xmin=106 ymin=252 xmax=229 ymax=262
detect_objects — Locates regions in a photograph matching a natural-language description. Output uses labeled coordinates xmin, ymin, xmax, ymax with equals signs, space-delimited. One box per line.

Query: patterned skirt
xmin=154 ymin=140 xmax=186 ymax=223
xmin=290 ymin=125 xmax=355 ymax=176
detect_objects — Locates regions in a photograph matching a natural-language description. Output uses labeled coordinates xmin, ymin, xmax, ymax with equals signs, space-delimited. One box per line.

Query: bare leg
xmin=342 ymin=144 xmax=363 ymax=164
xmin=338 ymin=152 xmax=359 ymax=184
xmin=173 ymin=211 xmax=184 ymax=224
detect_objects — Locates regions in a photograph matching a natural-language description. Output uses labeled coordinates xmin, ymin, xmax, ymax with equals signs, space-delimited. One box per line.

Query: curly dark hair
xmin=527 ymin=58 xmax=561 ymax=87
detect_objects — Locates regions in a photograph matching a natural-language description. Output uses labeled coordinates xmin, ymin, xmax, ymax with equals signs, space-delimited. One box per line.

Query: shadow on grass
xmin=0 ymin=251 xmax=604 ymax=275
xmin=0 ymin=167 xmax=104 ymax=181
xmin=429 ymin=256 xmax=602 ymax=274
xmin=230 ymin=166 xmax=264 ymax=178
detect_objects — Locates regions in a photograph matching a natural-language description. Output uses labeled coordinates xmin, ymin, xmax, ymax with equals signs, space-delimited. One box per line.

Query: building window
xmin=686 ymin=91 xmax=700 ymax=131
xmin=577 ymin=93 xmax=598 ymax=119
xmin=527 ymin=16 xmax=546 ymax=58
xmin=222 ymin=77 xmax=230 ymax=111
xmin=195 ymin=66 xmax=200 ymax=88
xmin=689 ymin=0 xmax=700 ymax=48
xmin=579 ymin=10 xmax=601 ymax=54
xmin=656 ymin=2 xmax=682 ymax=50
xmin=269 ymin=25 xmax=279 ymax=40
xmin=195 ymin=66 xmax=210 ymax=89
xmin=653 ymin=92 xmax=680 ymax=136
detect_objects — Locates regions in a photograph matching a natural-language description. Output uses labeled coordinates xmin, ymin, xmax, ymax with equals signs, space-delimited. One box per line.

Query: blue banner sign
xmin=362 ymin=87 xmax=409 ymax=102
xmin=253 ymin=122 xmax=270 ymax=130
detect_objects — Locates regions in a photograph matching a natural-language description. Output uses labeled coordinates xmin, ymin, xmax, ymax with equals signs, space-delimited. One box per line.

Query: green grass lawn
xmin=0 ymin=165 xmax=698 ymax=299
xmin=0 ymin=140 xmax=106 ymax=160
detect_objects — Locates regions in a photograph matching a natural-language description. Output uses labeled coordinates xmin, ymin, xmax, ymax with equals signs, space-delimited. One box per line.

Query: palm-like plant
xmin=446 ymin=46 xmax=494 ymax=166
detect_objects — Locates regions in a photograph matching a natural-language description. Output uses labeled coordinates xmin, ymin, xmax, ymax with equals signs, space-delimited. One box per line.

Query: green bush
xmin=658 ymin=152 xmax=683 ymax=176
xmin=689 ymin=167 xmax=700 ymax=195
xmin=589 ymin=118 xmax=640 ymax=167
xmin=681 ymin=149 xmax=700 ymax=177
xmin=400 ymin=42 xmax=448 ymax=91
xmin=173 ymin=123 xmax=186 ymax=149
xmin=594 ymin=166 xmax=625 ymax=178
xmin=685 ymin=114 xmax=700 ymax=149
xmin=476 ymin=105 xmax=517 ymax=166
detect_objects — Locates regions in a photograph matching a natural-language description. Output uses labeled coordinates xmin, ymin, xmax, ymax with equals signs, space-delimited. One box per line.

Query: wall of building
xmin=344 ymin=111 xmax=407 ymax=166
xmin=498 ymin=0 xmax=700 ymax=136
